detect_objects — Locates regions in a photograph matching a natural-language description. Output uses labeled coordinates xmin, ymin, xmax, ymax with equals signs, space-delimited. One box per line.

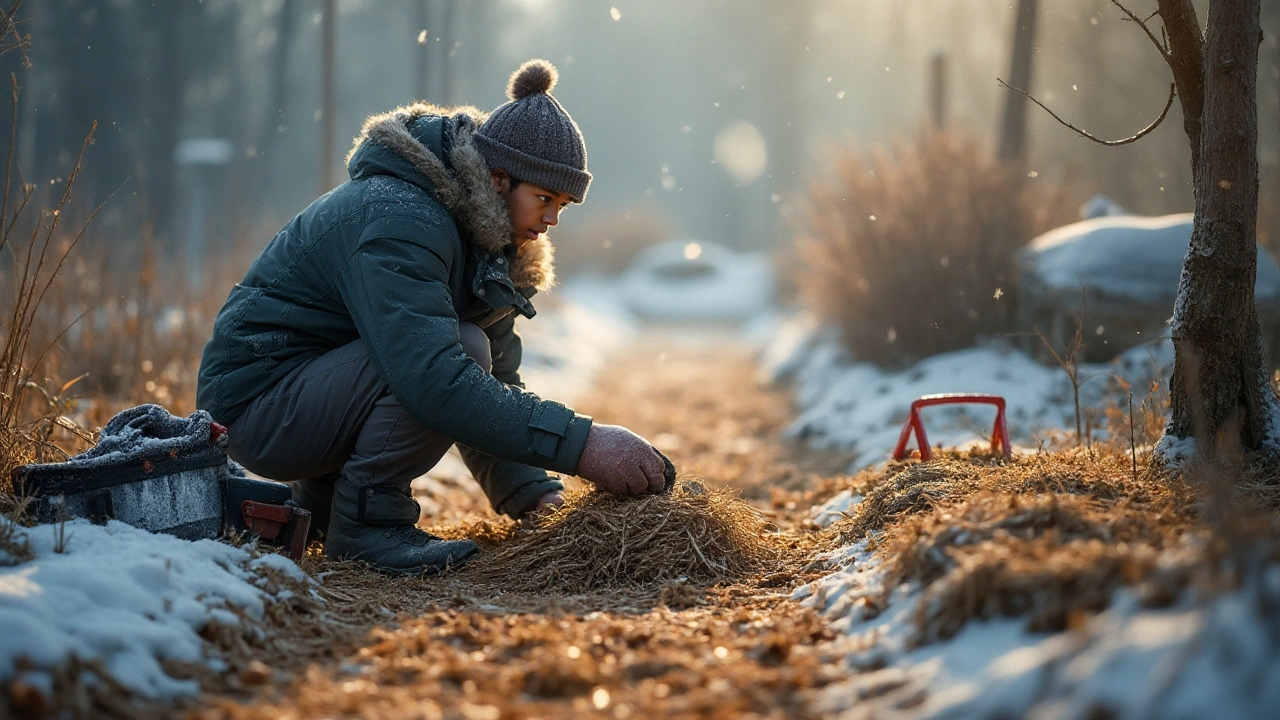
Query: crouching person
xmin=196 ymin=60 xmax=668 ymax=575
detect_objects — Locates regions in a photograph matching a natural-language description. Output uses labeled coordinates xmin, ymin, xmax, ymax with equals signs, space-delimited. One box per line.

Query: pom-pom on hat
xmin=474 ymin=59 xmax=591 ymax=203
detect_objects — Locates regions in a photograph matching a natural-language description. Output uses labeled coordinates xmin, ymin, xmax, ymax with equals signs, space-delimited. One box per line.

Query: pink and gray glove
xmin=575 ymin=423 xmax=675 ymax=496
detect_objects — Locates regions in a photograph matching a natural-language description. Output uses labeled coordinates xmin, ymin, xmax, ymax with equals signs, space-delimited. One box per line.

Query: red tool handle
xmin=892 ymin=393 xmax=1011 ymax=461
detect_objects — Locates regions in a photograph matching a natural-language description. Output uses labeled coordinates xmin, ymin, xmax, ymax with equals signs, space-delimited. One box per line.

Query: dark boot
xmin=291 ymin=471 xmax=337 ymax=543
xmin=325 ymin=480 xmax=478 ymax=575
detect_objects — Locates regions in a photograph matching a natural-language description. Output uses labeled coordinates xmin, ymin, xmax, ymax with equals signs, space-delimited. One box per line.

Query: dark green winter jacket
xmin=196 ymin=104 xmax=588 ymax=517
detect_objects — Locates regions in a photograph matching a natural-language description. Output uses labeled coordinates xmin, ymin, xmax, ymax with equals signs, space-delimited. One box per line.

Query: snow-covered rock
xmin=1016 ymin=213 xmax=1280 ymax=362
xmin=614 ymin=240 xmax=774 ymax=322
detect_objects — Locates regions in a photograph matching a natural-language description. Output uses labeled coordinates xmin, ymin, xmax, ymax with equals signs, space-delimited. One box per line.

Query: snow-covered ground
xmin=756 ymin=312 xmax=1171 ymax=471
xmin=760 ymin=304 xmax=1276 ymax=718
xmin=795 ymin=526 xmax=1280 ymax=719
xmin=0 ymin=518 xmax=310 ymax=699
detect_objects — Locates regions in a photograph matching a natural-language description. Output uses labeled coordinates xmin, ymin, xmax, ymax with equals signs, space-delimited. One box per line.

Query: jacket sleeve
xmin=457 ymin=445 xmax=563 ymax=518
xmin=485 ymin=313 xmax=525 ymax=387
xmin=336 ymin=215 xmax=592 ymax=475
xmin=461 ymin=313 xmax=562 ymax=518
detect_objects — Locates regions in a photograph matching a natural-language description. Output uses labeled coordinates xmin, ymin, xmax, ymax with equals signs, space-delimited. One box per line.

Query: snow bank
xmin=0 ymin=518 xmax=309 ymax=699
xmin=798 ymin=546 xmax=1280 ymax=720
xmin=1021 ymin=213 xmax=1280 ymax=306
xmin=763 ymin=315 xmax=1171 ymax=471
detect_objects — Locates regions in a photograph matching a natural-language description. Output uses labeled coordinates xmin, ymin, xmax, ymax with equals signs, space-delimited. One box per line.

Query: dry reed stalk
xmin=461 ymin=480 xmax=786 ymax=595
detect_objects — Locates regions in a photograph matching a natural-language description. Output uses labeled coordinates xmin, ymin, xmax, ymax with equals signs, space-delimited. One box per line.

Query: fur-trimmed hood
xmin=345 ymin=103 xmax=555 ymax=292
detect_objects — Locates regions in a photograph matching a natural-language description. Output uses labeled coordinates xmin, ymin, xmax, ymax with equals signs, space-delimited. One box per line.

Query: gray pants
xmin=227 ymin=323 xmax=492 ymax=495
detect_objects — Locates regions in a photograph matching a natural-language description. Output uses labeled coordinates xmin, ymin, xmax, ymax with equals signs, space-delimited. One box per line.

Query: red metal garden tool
xmin=892 ymin=393 xmax=1012 ymax=461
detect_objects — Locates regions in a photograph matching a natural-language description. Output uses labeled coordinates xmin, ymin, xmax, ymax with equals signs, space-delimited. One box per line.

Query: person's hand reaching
xmin=574 ymin=423 xmax=669 ymax=496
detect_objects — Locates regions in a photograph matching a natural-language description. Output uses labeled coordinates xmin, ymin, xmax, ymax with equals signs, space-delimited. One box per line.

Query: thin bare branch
xmin=996 ymin=79 xmax=1176 ymax=147
xmin=1112 ymin=1 xmax=1169 ymax=56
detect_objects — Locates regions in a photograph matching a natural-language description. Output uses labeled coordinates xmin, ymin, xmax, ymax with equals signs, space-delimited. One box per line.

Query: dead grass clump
xmin=463 ymin=480 xmax=784 ymax=594
xmin=838 ymin=449 xmax=1207 ymax=645
xmin=831 ymin=459 xmax=984 ymax=543
xmin=883 ymin=492 xmax=1198 ymax=643
xmin=796 ymin=125 xmax=1078 ymax=368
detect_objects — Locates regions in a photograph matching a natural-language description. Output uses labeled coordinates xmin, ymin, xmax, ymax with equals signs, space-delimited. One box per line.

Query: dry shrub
xmin=462 ymin=480 xmax=784 ymax=594
xmin=829 ymin=450 xmax=1208 ymax=644
xmin=796 ymin=126 xmax=1077 ymax=367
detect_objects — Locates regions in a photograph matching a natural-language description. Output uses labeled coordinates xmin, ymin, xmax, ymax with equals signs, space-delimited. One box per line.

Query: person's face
xmin=491 ymin=171 xmax=573 ymax=248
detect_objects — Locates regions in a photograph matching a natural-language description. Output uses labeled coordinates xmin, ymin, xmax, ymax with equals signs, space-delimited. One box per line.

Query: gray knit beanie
xmin=474 ymin=59 xmax=591 ymax=203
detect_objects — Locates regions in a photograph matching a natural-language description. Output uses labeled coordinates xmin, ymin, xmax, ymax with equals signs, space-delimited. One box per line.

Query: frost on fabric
xmin=0 ymin=519 xmax=312 ymax=699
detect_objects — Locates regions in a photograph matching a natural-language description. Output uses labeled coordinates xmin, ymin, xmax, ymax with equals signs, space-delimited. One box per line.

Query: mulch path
xmin=178 ymin=327 xmax=856 ymax=720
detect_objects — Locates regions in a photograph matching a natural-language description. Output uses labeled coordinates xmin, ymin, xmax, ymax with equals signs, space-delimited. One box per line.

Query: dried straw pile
xmin=463 ymin=480 xmax=784 ymax=594
xmin=827 ymin=449 xmax=1213 ymax=645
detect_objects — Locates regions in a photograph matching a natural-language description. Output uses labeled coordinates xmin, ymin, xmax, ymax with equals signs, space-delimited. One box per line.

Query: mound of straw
xmin=462 ymin=480 xmax=783 ymax=594
xmin=825 ymin=450 xmax=1219 ymax=645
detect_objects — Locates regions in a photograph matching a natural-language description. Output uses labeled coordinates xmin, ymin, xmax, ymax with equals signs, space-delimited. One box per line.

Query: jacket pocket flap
xmin=530 ymin=403 xmax=573 ymax=436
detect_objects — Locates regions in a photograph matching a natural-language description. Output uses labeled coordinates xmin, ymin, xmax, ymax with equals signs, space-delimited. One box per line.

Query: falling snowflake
xmin=610 ymin=7 xmax=621 ymax=20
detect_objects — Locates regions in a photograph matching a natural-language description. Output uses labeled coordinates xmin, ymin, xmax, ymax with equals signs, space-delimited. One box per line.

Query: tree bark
xmin=1163 ymin=0 xmax=1280 ymax=456
xmin=998 ymin=0 xmax=1038 ymax=163
xmin=1159 ymin=0 xmax=1207 ymax=174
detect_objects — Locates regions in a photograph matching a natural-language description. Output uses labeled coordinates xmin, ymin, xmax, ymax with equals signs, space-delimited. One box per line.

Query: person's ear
xmin=489 ymin=170 xmax=508 ymax=193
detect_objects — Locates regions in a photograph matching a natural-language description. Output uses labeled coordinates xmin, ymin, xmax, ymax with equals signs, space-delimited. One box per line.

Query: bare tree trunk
xmin=930 ymin=52 xmax=947 ymax=129
xmin=1161 ymin=0 xmax=1280 ymax=457
xmin=253 ymin=0 xmax=296 ymax=204
xmin=319 ymin=0 xmax=336 ymax=194
xmin=1160 ymin=0 xmax=1207 ymax=173
xmin=998 ymin=0 xmax=1038 ymax=163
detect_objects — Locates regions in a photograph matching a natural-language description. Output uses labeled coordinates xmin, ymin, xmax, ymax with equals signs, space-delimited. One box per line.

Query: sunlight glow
xmin=713 ymin=120 xmax=768 ymax=185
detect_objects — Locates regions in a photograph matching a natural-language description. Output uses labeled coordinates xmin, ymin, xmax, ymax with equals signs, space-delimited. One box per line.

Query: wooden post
xmin=998 ymin=0 xmax=1038 ymax=163
xmin=930 ymin=51 xmax=947 ymax=129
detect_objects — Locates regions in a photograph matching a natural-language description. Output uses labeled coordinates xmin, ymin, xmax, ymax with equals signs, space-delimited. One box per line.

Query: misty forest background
xmin=4 ymin=0 xmax=1280 ymax=414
